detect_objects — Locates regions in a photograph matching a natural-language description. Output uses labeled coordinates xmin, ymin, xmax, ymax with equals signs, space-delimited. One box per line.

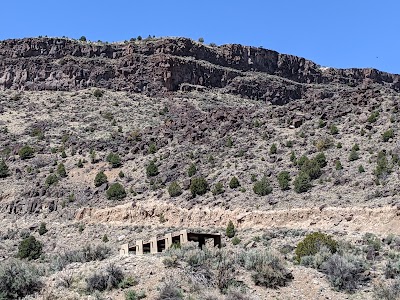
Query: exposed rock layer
xmin=1 ymin=37 xmax=399 ymax=101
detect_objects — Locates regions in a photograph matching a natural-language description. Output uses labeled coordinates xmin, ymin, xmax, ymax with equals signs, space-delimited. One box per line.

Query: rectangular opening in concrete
xmin=171 ymin=235 xmax=181 ymax=247
xmin=157 ymin=239 xmax=166 ymax=252
xmin=143 ymin=242 xmax=151 ymax=254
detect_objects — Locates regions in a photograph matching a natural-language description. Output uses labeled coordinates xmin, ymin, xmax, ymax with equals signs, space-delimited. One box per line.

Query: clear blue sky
xmin=1 ymin=0 xmax=399 ymax=74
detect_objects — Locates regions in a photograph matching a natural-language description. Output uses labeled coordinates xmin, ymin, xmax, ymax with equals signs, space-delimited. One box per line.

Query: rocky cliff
xmin=1 ymin=37 xmax=399 ymax=103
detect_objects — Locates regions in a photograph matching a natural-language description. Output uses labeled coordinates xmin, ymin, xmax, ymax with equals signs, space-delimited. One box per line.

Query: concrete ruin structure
xmin=119 ymin=229 xmax=221 ymax=255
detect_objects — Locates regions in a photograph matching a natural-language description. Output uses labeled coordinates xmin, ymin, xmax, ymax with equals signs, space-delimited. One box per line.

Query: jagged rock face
xmin=0 ymin=37 xmax=399 ymax=100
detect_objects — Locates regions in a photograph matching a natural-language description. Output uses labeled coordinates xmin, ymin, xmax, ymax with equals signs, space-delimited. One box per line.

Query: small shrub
xmin=297 ymin=155 xmax=309 ymax=168
xmin=93 ymin=89 xmax=104 ymax=98
xmin=198 ymin=37 xmax=204 ymax=43
xmin=373 ymin=279 xmax=400 ymax=300
xmin=106 ymin=183 xmax=127 ymax=200
xmin=38 ymin=222 xmax=48 ymax=236
xmin=277 ymin=171 xmax=290 ymax=190
xmin=385 ymin=259 xmax=400 ymax=279
xmin=225 ymin=136 xmax=233 ymax=147
xmin=106 ymin=153 xmax=122 ymax=168
xmin=294 ymin=171 xmax=311 ymax=193
xmin=270 ymin=143 xmax=277 ymax=154
xmin=212 ymin=182 xmax=224 ymax=195
xmin=148 ymin=143 xmax=157 ymax=154
xmin=368 ymin=111 xmax=379 ymax=123
xmin=375 ymin=151 xmax=390 ymax=179
xmin=382 ymin=129 xmax=394 ymax=142
xmin=45 ymin=174 xmax=59 ymax=187
xmin=18 ymin=145 xmax=34 ymax=160
xmin=86 ymin=264 xmax=124 ymax=292
xmin=119 ymin=170 xmax=125 ymax=178
xmin=18 ymin=235 xmax=43 ymax=260
xmin=290 ymin=151 xmax=297 ymax=163
xmin=168 ymin=181 xmax=182 ymax=197
xmin=349 ymin=149 xmax=359 ymax=161
xmin=295 ymin=232 xmax=338 ymax=263
xmin=57 ymin=163 xmax=67 ymax=177
xmin=226 ymin=220 xmax=235 ymax=238
xmin=314 ymin=152 xmax=327 ymax=168
xmin=330 ymin=125 xmax=339 ymax=135
xmin=0 ymin=159 xmax=10 ymax=178
xmin=94 ymin=171 xmax=108 ymax=187
xmin=322 ymin=254 xmax=367 ymax=292
xmin=125 ymin=290 xmax=146 ymax=300
xmin=241 ymin=249 xmax=293 ymax=288
xmin=232 ymin=237 xmax=241 ymax=245
xmin=157 ymin=281 xmax=183 ymax=300
xmin=358 ymin=165 xmax=365 ymax=173
xmin=253 ymin=176 xmax=272 ymax=196
xmin=0 ymin=259 xmax=42 ymax=299
xmin=335 ymin=160 xmax=343 ymax=170
xmin=190 ymin=177 xmax=209 ymax=197
xmin=146 ymin=161 xmax=158 ymax=177
xmin=77 ymin=159 xmax=84 ymax=168
xmin=102 ymin=235 xmax=109 ymax=243
xmin=229 ymin=176 xmax=240 ymax=189
xmin=188 ymin=163 xmax=197 ymax=177
xmin=301 ymin=159 xmax=321 ymax=180
xmin=79 ymin=36 xmax=87 ymax=42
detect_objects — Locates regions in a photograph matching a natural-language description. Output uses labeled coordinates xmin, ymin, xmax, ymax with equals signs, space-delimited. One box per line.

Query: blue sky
xmin=1 ymin=0 xmax=399 ymax=74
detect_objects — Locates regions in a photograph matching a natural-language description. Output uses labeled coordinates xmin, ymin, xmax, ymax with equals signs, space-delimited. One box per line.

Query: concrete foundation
xmin=120 ymin=230 xmax=221 ymax=255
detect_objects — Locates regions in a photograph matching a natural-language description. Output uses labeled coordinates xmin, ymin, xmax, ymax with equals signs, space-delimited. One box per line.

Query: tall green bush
xmin=229 ymin=176 xmax=240 ymax=189
xmin=106 ymin=183 xmax=126 ymax=200
xmin=253 ymin=176 xmax=272 ymax=196
xmin=94 ymin=171 xmax=108 ymax=187
xmin=226 ymin=220 xmax=235 ymax=238
xmin=277 ymin=171 xmax=291 ymax=190
xmin=295 ymin=232 xmax=338 ymax=263
xmin=106 ymin=153 xmax=122 ymax=168
xmin=294 ymin=171 xmax=311 ymax=193
xmin=190 ymin=177 xmax=209 ymax=197
xmin=18 ymin=235 xmax=43 ymax=260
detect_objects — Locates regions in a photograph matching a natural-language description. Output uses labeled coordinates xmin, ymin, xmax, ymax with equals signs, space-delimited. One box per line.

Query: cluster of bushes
xmin=0 ymin=259 xmax=42 ymax=299
xmin=18 ymin=235 xmax=43 ymax=260
xmin=296 ymin=232 xmax=369 ymax=292
xmin=293 ymin=152 xmax=327 ymax=193
xmin=86 ymin=264 xmax=124 ymax=292
xmin=51 ymin=244 xmax=111 ymax=271
xmin=163 ymin=242 xmax=292 ymax=291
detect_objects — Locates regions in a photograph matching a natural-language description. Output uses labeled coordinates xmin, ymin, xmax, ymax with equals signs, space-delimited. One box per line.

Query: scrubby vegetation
xmin=18 ymin=145 xmax=34 ymax=159
xmin=190 ymin=177 xmax=209 ymax=197
xmin=106 ymin=183 xmax=127 ymax=200
xmin=18 ymin=235 xmax=43 ymax=260
xmin=94 ymin=171 xmax=108 ymax=187
xmin=168 ymin=181 xmax=182 ymax=197
xmin=0 ymin=259 xmax=42 ymax=299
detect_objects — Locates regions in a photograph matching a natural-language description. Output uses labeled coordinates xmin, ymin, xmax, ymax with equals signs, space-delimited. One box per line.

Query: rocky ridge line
xmin=0 ymin=37 xmax=399 ymax=102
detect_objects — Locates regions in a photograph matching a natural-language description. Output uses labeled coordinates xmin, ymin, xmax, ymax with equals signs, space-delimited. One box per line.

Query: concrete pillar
xmin=180 ymin=229 xmax=188 ymax=245
xmin=119 ymin=243 xmax=129 ymax=256
xmin=136 ymin=240 xmax=144 ymax=255
xmin=150 ymin=237 xmax=158 ymax=254
xmin=165 ymin=233 xmax=173 ymax=250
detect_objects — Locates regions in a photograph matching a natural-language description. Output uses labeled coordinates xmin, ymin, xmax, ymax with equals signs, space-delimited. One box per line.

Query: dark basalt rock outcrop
xmin=0 ymin=37 xmax=399 ymax=102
